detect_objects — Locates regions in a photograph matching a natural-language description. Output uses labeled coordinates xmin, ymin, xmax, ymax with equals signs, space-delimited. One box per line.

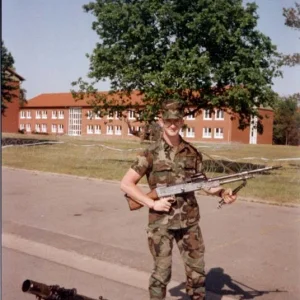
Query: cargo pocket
xmin=147 ymin=227 xmax=173 ymax=258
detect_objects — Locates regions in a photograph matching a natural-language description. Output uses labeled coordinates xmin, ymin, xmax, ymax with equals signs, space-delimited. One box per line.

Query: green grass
xmin=2 ymin=133 xmax=300 ymax=205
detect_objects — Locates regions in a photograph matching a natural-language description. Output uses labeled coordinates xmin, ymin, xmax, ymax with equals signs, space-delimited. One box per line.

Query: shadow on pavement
xmin=168 ymin=267 xmax=287 ymax=300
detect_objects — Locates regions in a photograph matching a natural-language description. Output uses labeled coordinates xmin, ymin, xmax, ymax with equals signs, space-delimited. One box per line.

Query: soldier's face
xmin=161 ymin=118 xmax=184 ymax=137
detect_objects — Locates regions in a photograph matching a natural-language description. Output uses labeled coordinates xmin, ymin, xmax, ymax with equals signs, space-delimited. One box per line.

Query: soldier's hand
xmin=221 ymin=188 xmax=237 ymax=204
xmin=153 ymin=197 xmax=173 ymax=212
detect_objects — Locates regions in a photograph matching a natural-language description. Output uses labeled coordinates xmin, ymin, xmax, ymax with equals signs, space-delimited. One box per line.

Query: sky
xmin=2 ymin=0 xmax=300 ymax=100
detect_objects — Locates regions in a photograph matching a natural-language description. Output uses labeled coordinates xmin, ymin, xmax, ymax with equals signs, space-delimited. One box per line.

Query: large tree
xmin=273 ymin=95 xmax=300 ymax=145
xmin=1 ymin=40 xmax=26 ymax=115
xmin=282 ymin=2 xmax=300 ymax=66
xmin=72 ymin=0 xmax=281 ymax=128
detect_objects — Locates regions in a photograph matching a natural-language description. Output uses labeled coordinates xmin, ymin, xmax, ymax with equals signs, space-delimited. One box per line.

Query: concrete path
xmin=2 ymin=167 xmax=300 ymax=299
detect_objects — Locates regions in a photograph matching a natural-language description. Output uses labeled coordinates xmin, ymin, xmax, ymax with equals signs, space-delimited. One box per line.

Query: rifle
xmin=125 ymin=166 xmax=281 ymax=211
xmin=22 ymin=279 xmax=107 ymax=300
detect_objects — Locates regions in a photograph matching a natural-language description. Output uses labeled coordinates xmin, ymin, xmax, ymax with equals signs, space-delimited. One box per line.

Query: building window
xmin=58 ymin=124 xmax=64 ymax=133
xmin=20 ymin=124 xmax=25 ymax=130
xmin=95 ymin=112 xmax=101 ymax=119
xmin=42 ymin=111 xmax=47 ymax=119
xmin=186 ymin=127 xmax=195 ymax=138
xmin=107 ymin=125 xmax=113 ymax=135
xmin=215 ymin=109 xmax=224 ymax=120
xmin=41 ymin=124 xmax=47 ymax=133
xmin=203 ymin=127 xmax=212 ymax=138
xmin=87 ymin=125 xmax=94 ymax=134
xmin=52 ymin=111 xmax=57 ymax=119
xmin=214 ymin=128 xmax=224 ymax=139
xmin=128 ymin=110 xmax=136 ymax=120
xmin=20 ymin=111 xmax=26 ymax=119
xmin=26 ymin=124 xmax=31 ymax=132
xmin=115 ymin=125 xmax=122 ymax=135
xmin=186 ymin=112 xmax=195 ymax=120
xmin=36 ymin=111 xmax=41 ymax=119
xmin=107 ymin=111 xmax=114 ymax=120
xmin=35 ymin=124 xmax=41 ymax=132
xmin=94 ymin=125 xmax=101 ymax=134
xmin=115 ymin=111 xmax=122 ymax=119
xmin=26 ymin=111 xmax=31 ymax=119
xmin=179 ymin=128 xmax=185 ymax=137
xmin=128 ymin=126 xmax=141 ymax=135
xmin=52 ymin=124 xmax=57 ymax=133
xmin=87 ymin=110 xmax=93 ymax=120
xmin=203 ymin=110 xmax=212 ymax=120
xmin=58 ymin=111 xmax=64 ymax=119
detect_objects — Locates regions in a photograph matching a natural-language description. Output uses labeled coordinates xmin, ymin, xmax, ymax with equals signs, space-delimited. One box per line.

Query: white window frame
xmin=95 ymin=112 xmax=101 ymax=119
xmin=115 ymin=111 xmax=122 ymax=119
xmin=186 ymin=112 xmax=195 ymax=120
xmin=107 ymin=125 xmax=113 ymax=135
xmin=42 ymin=111 xmax=47 ymax=119
xmin=214 ymin=127 xmax=224 ymax=139
xmin=26 ymin=124 xmax=31 ymax=132
xmin=35 ymin=124 xmax=41 ymax=132
xmin=87 ymin=125 xmax=94 ymax=134
xmin=107 ymin=111 xmax=114 ymax=120
xmin=94 ymin=125 xmax=101 ymax=134
xmin=52 ymin=111 xmax=57 ymax=119
xmin=186 ymin=127 xmax=195 ymax=138
xmin=215 ymin=109 xmax=224 ymax=120
xmin=19 ymin=124 xmax=25 ymax=130
xmin=41 ymin=124 xmax=47 ymax=133
xmin=58 ymin=111 xmax=64 ymax=119
xmin=36 ymin=111 xmax=41 ymax=119
xmin=87 ymin=110 xmax=93 ymax=120
xmin=115 ymin=125 xmax=122 ymax=135
xmin=26 ymin=111 xmax=31 ymax=119
xmin=58 ymin=124 xmax=64 ymax=133
xmin=128 ymin=110 xmax=135 ymax=120
xmin=179 ymin=128 xmax=185 ymax=137
xmin=203 ymin=110 xmax=212 ymax=120
xmin=51 ymin=124 xmax=57 ymax=133
xmin=203 ymin=127 xmax=212 ymax=138
xmin=20 ymin=111 xmax=26 ymax=119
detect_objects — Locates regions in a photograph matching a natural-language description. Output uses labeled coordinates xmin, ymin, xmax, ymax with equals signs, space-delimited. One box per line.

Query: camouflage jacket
xmin=131 ymin=136 xmax=203 ymax=229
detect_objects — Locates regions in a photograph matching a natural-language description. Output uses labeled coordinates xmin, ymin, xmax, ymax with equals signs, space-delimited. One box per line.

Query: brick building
xmin=19 ymin=92 xmax=274 ymax=144
xmin=2 ymin=69 xmax=25 ymax=133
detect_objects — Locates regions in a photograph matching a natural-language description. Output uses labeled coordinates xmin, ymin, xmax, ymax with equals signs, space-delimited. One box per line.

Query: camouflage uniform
xmin=131 ymin=136 xmax=206 ymax=300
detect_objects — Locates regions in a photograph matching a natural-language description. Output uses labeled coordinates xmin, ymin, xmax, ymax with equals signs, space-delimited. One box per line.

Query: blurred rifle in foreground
xmin=125 ymin=165 xmax=282 ymax=210
xmin=22 ymin=279 xmax=107 ymax=300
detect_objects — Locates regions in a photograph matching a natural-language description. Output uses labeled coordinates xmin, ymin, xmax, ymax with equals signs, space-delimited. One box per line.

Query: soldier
xmin=120 ymin=102 xmax=237 ymax=300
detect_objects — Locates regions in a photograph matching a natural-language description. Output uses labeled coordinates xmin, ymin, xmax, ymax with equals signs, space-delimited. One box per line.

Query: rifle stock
xmin=125 ymin=189 xmax=159 ymax=210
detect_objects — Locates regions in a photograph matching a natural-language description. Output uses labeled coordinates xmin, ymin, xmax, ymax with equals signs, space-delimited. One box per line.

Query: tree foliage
xmin=282 ymin=2 xmax=300 ymax=66
xmin=72 ymin=0 xmax=281 ymax=128
xmin=1 ymin=40 xmax=27 ymax=115
xmin=273 ymin=94 xmax=300 ymax=145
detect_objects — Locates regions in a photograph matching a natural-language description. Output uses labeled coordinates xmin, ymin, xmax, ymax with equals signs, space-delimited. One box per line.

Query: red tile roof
xmin=25 ymin=91 xmax=145 ymax=108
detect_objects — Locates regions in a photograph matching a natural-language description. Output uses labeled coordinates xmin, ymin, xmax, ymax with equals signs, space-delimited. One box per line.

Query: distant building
xmin=19 ymin=92 xmax=274 ymax=144
xmin=2 ymin=69 xmax=25 ymax=133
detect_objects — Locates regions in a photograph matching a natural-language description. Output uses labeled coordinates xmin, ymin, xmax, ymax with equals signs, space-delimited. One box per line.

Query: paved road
xmin=2 ymin=167 xmax=300 ymax=299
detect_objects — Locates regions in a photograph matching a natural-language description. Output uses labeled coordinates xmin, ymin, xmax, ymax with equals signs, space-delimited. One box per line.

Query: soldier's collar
xmin=162 ymin=136 xmax=187 ymax=152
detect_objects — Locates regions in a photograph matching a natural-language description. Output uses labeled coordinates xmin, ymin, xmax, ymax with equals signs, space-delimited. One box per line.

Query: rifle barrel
xmin=207 ymin=166 xmax=281 ymax=182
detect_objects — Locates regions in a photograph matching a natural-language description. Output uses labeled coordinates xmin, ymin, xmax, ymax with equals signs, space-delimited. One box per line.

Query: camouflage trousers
xmin=147 ymin=224 xmax=205 ymax=300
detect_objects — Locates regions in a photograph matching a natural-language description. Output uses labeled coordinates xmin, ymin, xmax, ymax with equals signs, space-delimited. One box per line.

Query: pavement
xmin=2 ymin=167 xmax=300 ymax=300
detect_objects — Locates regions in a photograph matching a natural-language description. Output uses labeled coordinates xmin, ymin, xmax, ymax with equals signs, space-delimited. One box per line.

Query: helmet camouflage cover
xmin=162 ymin=101 xmax=184 ymax=119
